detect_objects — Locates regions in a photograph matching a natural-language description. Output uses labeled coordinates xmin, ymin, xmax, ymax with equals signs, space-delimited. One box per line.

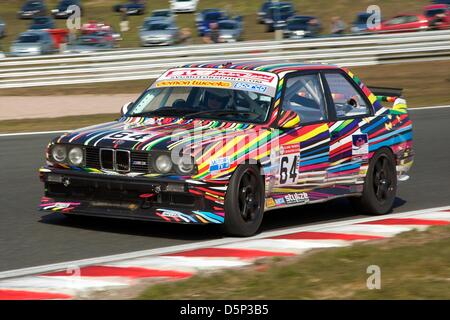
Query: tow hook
xmin=139 ymin=186 xmax=160 ymax=209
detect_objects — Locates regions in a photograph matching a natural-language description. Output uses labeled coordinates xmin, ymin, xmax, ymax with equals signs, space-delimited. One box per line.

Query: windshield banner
xmin=152 ymin=68 xmax=279 ymax=97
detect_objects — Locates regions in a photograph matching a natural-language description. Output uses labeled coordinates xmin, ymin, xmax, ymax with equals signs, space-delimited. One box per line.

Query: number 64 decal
xmin=279 ymin=154 xmax=299 ymax=185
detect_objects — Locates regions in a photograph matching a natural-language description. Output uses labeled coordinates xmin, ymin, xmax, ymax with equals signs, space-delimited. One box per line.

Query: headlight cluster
xmin=152 ymin=153 xmax=196 ymax=175
xmin=50 ymin=144 xmax=84 ymax=166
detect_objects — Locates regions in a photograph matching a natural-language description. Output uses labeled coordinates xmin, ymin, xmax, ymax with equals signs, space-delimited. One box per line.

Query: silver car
xmin=10 ymin=30 xmax=56 ymax=56
xmin=139 ymin=19 xmax=180 ymax=46
xmin=218 ymin=19 xmax=243 ymax=43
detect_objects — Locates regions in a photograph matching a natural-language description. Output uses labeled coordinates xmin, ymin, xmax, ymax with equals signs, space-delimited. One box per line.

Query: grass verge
xmin=0 ymin=113 xmax=117 ymax=133
xmin=137 ymin=225 xmax=450 ymax=299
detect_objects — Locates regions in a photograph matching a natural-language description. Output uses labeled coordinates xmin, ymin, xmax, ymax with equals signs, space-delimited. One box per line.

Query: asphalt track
xmin=0 ymin=108 xmax=449 ymax=272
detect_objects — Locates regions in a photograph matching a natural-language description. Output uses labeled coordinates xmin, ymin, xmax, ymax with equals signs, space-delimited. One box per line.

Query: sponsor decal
xmin=164 ymin=68 xmax=276 ymax=84
xmin=210 ymin=157 xmax=231 ymax=172
xmin=280 ymin=143 xmax=301 ymax=155
xmin=265 ymin=198 xmax=276 ymax=208
xmin=284 ymin=192 xmax=309 ymax=205
xmin=275 ymin=197 xmax=286 ymax=205
xmin=352 ymin=134 xmax=369 ymax=156
xmin=156 ymin=80 xmax=232 ymax=89
xmin=234 ymin=82 xmax=268 ymax=93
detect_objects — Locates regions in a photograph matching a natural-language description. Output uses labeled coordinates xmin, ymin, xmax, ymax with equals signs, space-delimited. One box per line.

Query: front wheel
xmin=351 ymin=149 xmax=397 ymax=215
xmin=222 ymin=165 xmax=264 ymax=237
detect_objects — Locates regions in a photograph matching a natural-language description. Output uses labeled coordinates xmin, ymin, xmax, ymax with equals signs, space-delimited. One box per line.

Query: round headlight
xmin=52 ymin=145 xmax=67 ymax=163
xmin=155 ymin=154 xmax=173 ymax=173
xmin=177 ymin=157 xmax=195 ymax=175
xmin=68 ymin=147 xmax=83 ymax=166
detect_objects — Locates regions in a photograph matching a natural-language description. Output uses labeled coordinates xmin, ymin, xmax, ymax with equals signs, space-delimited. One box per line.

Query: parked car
xmin=38 ymin=61 xmax=414 ymax=236
xmin=29 ymin=16 xmax=55 ymax=30
xmin=377 ymin=14 xmax=429 ymax=33
xmin=148 ymin=9 xmax=176 ymax=23
xmin=81 ymin=21 xmax=122 ymax=44
xmin=350 ymin=12 xmax=383 ymax=34
xmin=139 ymin=19 xmax=179 ymax=46
xmin=0 ymin=18 xmax=5 ymax=38
xmin=17 ymin=0 xmax=47 ymax=19
xmin=283 ymin=15 xmax=321 ymax=39
xmin=257 ymin=0 xmax=274 ymax=24
xmin=170 ymin=0 xmax=198 ymax=13
xmin=264 ymin=2 xmax=296 ymax=32
xmin=424 ymin=4 xmax=450 ymax=30
xmin=65 ymin=32 xmax=115 ymax=53
xmin=196 ymin=9 xmax=228 ymax=36
xmin=113 ymin=0 xmax=146 ymax=15
xmin=432 ymin=0 xmax=450 ymax=4
xmin=217 ymin=19 xmax=243 ymax=42
xmin=51 ymin=0 xmax=83 ymax=19
xmin=11 ymin=30 xmax=56 ymax=56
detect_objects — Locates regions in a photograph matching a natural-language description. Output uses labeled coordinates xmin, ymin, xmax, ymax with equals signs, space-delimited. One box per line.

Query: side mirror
xmin=121 ymin=101 xmax=133 ymax=116
xmin=277 ymin=110 xmax=301 ymax=129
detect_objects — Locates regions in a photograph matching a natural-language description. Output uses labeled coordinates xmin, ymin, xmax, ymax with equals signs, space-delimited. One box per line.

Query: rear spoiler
xmin=368 ymin=86 xmax=403 ymax=102
xmin=368 ymin=86 xmax=407 ymax=112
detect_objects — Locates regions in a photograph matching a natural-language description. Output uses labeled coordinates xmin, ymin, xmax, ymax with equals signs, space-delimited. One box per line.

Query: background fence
xmin=0 ymin=29 xmax=449 ymax=89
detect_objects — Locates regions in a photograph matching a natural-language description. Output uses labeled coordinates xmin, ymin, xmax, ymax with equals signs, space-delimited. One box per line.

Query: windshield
xmin=205 ymin=12 xmax=224 ymax=22
xmin=218 ymin=21 xmax=237 ymax=30
xmin=288 ymin=18 xmax=311 ymax=29
xmin=17 ymin=34 xmax=40 ymax=43
xmin=128 ymin=87 xmax=273 ymax=123
xmin=153 ymin=11 xmax=170 ymax=17
xmin=426 ymin=9 xmax=446 ymax=17
xmin=144 ymin=22 xmax=169 ymax=31
xmin=75 ymin=36 xmax=106 ymax=46
xmin=33 ymin=17 xmax=50 ymax=23
xmin=355 ymin=14 xmax=370 ymax=24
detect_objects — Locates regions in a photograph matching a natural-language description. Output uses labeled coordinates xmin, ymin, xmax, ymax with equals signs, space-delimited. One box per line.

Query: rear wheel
xmin=222 ymin=165 xmax=264 ymax=237
xmin=351 ymin=149 xmax=397 ymax=215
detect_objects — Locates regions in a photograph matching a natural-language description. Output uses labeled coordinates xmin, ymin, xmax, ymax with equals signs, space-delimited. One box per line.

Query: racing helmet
xmin=204 ymin=88 xmax=233 ymax=109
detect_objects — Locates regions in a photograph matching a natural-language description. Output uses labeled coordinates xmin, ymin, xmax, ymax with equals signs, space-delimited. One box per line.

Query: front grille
xmin=115 ymin=150 xmax=130 ymax=172
xmin=100 ymin=149 xmax=114 ymax=170
xmin=131 ymin=152 xmax=150 ymax=173
xmin=86 ymin=147 xmax=100 ymax=169
xmin=85 ymin=147 xmax=149 ymax=173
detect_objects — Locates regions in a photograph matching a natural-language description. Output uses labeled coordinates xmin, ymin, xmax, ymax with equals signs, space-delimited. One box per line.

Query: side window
xmin=324 ymin=73 xmax=369 ymax=118
xmin=281 ymin=73 xmax=327 ymax=124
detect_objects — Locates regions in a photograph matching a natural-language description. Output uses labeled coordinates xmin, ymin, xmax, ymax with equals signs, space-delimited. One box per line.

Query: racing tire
xmin=350 ymin=148 xmax=397 ymax=215
xmin=222 ymin=164 xmax=264 ymax=237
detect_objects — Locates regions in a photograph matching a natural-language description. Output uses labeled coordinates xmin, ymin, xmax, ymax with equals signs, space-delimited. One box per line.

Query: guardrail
xmin=0 ymin=29 xmax=449 ymax=89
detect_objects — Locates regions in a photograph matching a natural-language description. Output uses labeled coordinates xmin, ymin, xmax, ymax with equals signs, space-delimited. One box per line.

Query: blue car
xmin=51 ymin=0 xmax=83 ymax=19
xmin=113 ymin=0 xmax=146 ymax=16
xmin=264 ymin=2 xmax=296 ymax=32
xmin=196 ymin=9 xmax=228 ymax=37
xmin=17 ymin=0 xmax=47 ymax=19
xmin=257 ymin=0 xmax=274 ymax=24
xmin=29 ymin=16 xmax=55 ymax=30
xmin=351 ymin=12 xmax=384 ymax=34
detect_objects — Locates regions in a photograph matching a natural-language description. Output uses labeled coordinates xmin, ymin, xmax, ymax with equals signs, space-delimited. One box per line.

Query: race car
xmin=39 ymin=62 xmax=414 ymax=236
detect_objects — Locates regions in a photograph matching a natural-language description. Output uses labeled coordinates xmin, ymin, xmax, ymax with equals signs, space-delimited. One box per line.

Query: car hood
xmin=219 ymin=29 xmax=238 ymax=37
xmin=140 ymin=30 xmax=173 ymax=37
xmin=11 ymin=43 xmax=41 ymax=50
xmin=55 ymin=117 xmax=268 ymax=153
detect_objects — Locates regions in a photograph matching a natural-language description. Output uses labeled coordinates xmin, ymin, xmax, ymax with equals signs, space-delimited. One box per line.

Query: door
xmin=273 ymin=72 xmax=330 ymax=204
xmin=322 ymin=71 xmax=372 ymax=187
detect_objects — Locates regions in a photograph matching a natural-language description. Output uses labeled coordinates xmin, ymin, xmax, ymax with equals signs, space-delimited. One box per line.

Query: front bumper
xmin=39 ymin=167 xmax=226 ymax=224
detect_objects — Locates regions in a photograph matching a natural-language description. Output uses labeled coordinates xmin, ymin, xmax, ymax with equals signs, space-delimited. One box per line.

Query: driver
xmin=203 ymin=88 xmax=233 ymax=110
